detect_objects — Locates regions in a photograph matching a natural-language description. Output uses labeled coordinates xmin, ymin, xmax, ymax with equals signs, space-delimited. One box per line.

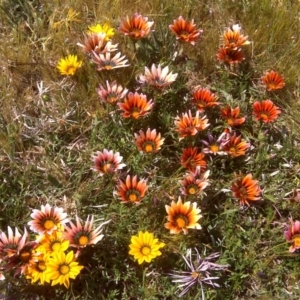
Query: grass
xmin=1 ymin=0 xmax=300 ymax=299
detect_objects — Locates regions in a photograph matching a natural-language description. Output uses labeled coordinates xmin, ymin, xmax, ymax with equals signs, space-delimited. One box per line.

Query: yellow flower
xmin=44 ymin=251 xmax=84 ymax=288
xmin=56 ymin=55 xmax=82 ymax=76
xmin=129 ymin=231 xmax=165 ymax=264
xmin=87 ymin=23 xmax=115 ymax=40
xmin=36 ymin=230 xmax=69 ymax=253
xmin=26 ymin=253 xmax=50 ymax=285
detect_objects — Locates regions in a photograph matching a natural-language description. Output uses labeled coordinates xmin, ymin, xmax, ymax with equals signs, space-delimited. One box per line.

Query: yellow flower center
xmin=59 ymin=265 xmax=70 ymax=275
xmin=104 ymin=65 xmax=113 ymax=70
xmin=175 ymin=217 xmax=187 ymax=228
xmin=210 ymin=144 xmax=219 ymax=153
xmin=293 ymin=236 xmax=300 ymax=247
xmin=141 ymin=246 xmax=151 ymax=255
xmin=79 ymin=235 xmax=89 ymax=246
xmin=44 ymin=220 xmax=55 ymax=230
xmin=145 ymin=144 xmax=153 ymax=152
xmin=20 ymin=251 xmax=31 ymax=262
xmin=129 ymin=193 xmax=138 ymax=202
xmin=227 ymin=118 xmax=234 ymax=126
xmin=51 ymin=241 xmax=62 ymax=251
xmin=66 ymin=66 xmax=76 ymax=75
xmin=108 ymin=95 xmax=117 ymax=103
xmin=188 ymin=187 xmax=197 ymax=195
xmin=179 ymin=31 xmax=189 ymax=39
xmin=102 ymin=163 xmax=111 ymax=172
xmin=131 ymin=110 xmax=140 ymax=119
xmin=191 ymin=271 xmax=200 ymax=279
xmin=260 ymin=113 xmax=269 ymax=121
xmin=38 ymin=261 xmax=46 ymax=271
xmin=229 ymin=146 xmax=237 ymax=156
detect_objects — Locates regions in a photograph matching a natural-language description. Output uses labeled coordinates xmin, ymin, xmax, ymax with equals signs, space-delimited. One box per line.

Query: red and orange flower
xmin=169 ymin=16 xmax=203 ymax=45
xmin=222 ymin=24 xmax=250 ymax=49
xmin=175 ymin=110 xmax=210 ymax=140
xmin=222 ymin=132 xmax=250 ymax=157
xmin=118 ymin=92 xmax=154 ymax=119
xmin=134 ymin=128 xmax=164 ymax=153
xmin=261 ymin=70 xmax=285 ymax=91
xmin=165 ymin=197 xmax=202 ymax=234
xmin=92 ymin=149 xmax=126 ymax=175
xmin=120 ymin=13 xmax=154 ymax=39
xmin=221 ymin=105 xmax=245 ymax=127
xmin=252 ymin=100 xmax=281 ymax=123
xmin=114 ymin=175 xmax=148 ymax=204
xmin=217 ymin=47 xmax=245 ymax=64
xmin=181 ymin=147 xmax=206 ymax=172
xmin=192 ymin=88 xmax=219 ymax=112
xmin=284 ymin=219 xmax=300 ymax=253
xmin=231 ymin=173 xmax=261 ymax=206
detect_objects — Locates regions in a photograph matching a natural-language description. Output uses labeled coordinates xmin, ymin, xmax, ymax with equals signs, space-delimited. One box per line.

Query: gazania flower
xmin=134 ymin=128 xmax=164 ymax=153
xmin=138 ymin=64 xmax=178 ymax=89
xmin=261 ymin=70 xmax=285 ymax=91
xmin=0 ymin=227 xmax=28 ymax=260
xmin=180 ymin=167 xmax=210 ymax=196
xmin=96 ymin=80 xmax=128 ymax=104
xmin=28 ymin=204 xmax=69 ymax=235
xmin=26 ymin=253 xmax=50 ymax=285
xmin=201 ymin=132 xmax=230 ymax=155
xmin=92 ymin=149 xmax=126 ymax=176
xmin=252 ymin=99 xmax=281 ymax=123
xmin=118 ymin=92 xmax=154 ymax=119
xmin=64 ymin=216 xmax=110 ymax=248
xmin=120 ymin=13 xmax=154 ymax=39
xmin=221 ymin=105 xmax=245 ymax=127
xmin=129 ymin=231 xmax=165 ymax=264
xmin=175 ymin=110 xmax=210 ymax=140
xmin=192 ymin=88 xmax=219 ymax=112
xmin=56 ymin=55 xmax=82 ymax=76
xmin=36 ymin=230 xmax=69 ymax=253
xmin=45 ymin=250 xmax=84 ymax=288
xmin=87 ymin=23 xmax=115 ymax=40
xmin=284 ymin=219 xmax=300 ymax=253
xmin=181 ymin=147 xmax=206 ymax=172
xmin=222 ymin=24 xmax=250 ymax=49
xmin=169 ymin=248 xmax=228 ymax=297
xmin=217 ymin=47 xmax=245 ymax=64
xmin=169 ymin=16 xmax=203 ymax=45
xmin=77 ymin=33 xmax=118 ymax=55
xmin=222 ymin=132 xmax=250 ymax=157
xmin=231 ymin=173 xmax=261 ymax=206
xmin=115 ymin=175 xmax=148 ymax=204
xmin=165 ymin=197 xmax=202 ymax=234
xmin=91 ymin=51 xmax=129 ymax=71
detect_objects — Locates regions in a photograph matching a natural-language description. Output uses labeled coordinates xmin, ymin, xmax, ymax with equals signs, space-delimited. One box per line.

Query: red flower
xmin=217 ymin=47 xmax=245 ymax=64
xmin=261 ymin=70 xmax=285 ymax=91
xmin=181 ymin=147 xmax=206 ymax=172
xmin=252 ymin=100 xmax=281 ymax=123
xmin=192 ymin=88 xmax=219 ymax=112
xmin=221 ymin=105 xmax=245 ymax=127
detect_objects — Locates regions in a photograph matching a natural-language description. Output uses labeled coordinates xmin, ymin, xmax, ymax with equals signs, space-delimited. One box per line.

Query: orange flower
xmin=222 ymin=24 xmax=250 ymax=49
xmin=222 ymin=132 xmax=250 ymax=157
xmin=221 ymin=105 xmax=245 ymax=127
xmin=217 ymin=47 xmax=245 ymax=64
xmin=192 ymin=88 xmax=219 ymax=112
xmin=165 ymin=197 xmax=202 ymax=234
xmin=181 ymin=147 xmax=206 ymax=172
xmin=119 ymin=13 xmax=154 ymax=39
xmin=261 ymin=70 xmax=285 ymax=91
xmin=77 ymin=33 xmax=118 ymax=55
xmin=118 ymin=92 xmax=154 ymax=119
xmin=174 ymin=110 xmax=210 ymax=140
xmin=252 ymin=100 xmax=281 ymax=123
xmin=134 ymin=128 xmax=164 ymax=153
xmin=231 ymin=173 xmax=261 ymax=206
xmin=169 ymin=16 xmax=203 ymax=45
xmin=114 ymin=175 xmax=148 ymax=204
xmin=180 ymin=167 xmax=210 ymax=196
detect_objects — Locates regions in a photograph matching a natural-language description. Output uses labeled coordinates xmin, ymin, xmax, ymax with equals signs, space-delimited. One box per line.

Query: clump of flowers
xmin=261 ymin=70 xmax=285 ymax=91
xmin=169 ymin=16 xmax=203 ymax=45
xmin=138 ymin=64 xmax=178 ymax=89
xmin=252 ymin=99 xmax=281 ymax=123
xmin=92 ymin=149 xmax=126 ymax=175
xmin=165 ymin=197 xmax=202 ymax=234
xmin=120 ymin=13 xmax=154 ymax=39
xmin=129 ymin=231 xmax=165 ymax=264
xmin=134 ymin=128 xmax=164 ymax=153
xmin=114 ymin=175 xmax=148 ymax=204
xmin=56 ymin=54 xmax=82 ymax=76
xmin=169 ymin=248 xmax=228 ymax=297
xmin=284 ymin=219 xmax=300 ymax=253
xmin=231 ymin=173 xmax=261 ymax=206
